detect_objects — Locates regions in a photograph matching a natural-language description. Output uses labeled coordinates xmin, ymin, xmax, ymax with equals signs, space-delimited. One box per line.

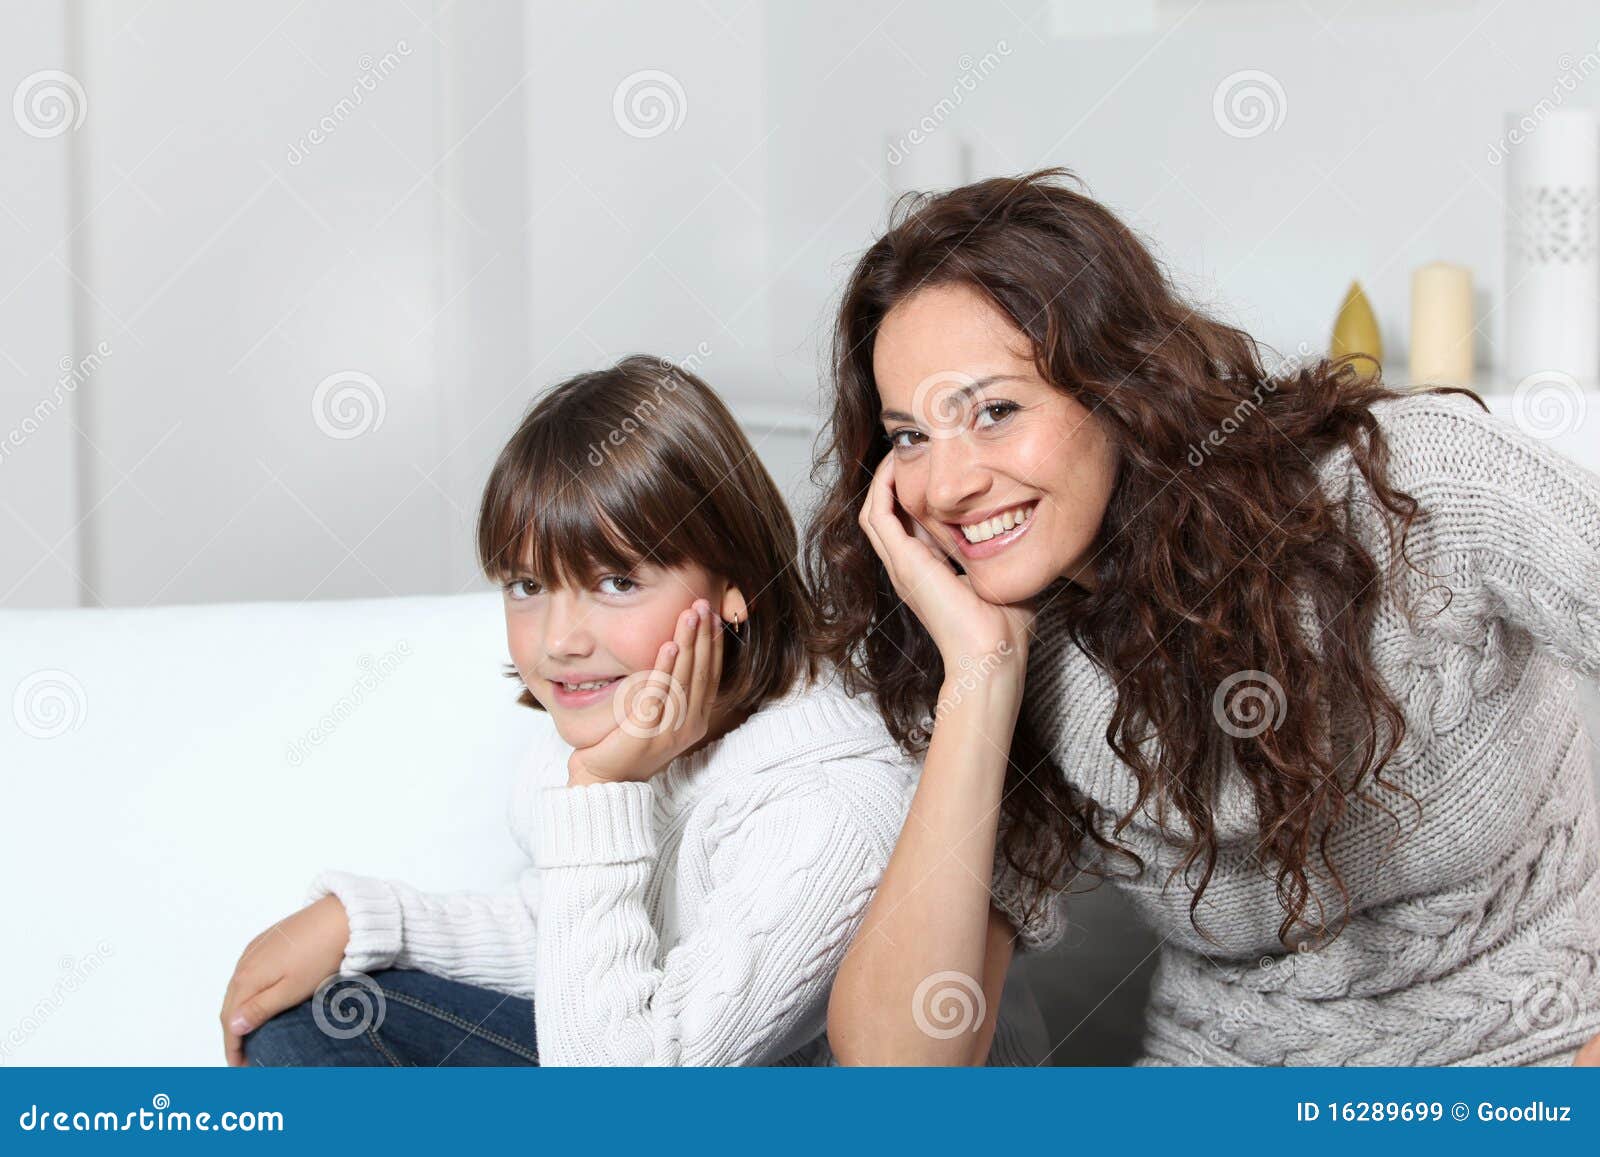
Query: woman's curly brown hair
xmin=806 ymin=167 xmax=1483 ymax=950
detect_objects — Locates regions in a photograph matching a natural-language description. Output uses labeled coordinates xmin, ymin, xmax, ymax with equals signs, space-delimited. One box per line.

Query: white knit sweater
xmin=991 ymin=390 xmax=1600 ymax=1065
xmin=307 ymin=668 xmax=1048 ymax=1065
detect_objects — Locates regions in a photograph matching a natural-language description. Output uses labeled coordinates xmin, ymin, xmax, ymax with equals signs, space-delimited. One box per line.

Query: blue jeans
xmin=242 ymin=968 xmax=540 ymax=1066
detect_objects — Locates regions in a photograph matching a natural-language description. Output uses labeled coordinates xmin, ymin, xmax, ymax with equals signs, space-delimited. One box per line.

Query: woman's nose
xmin=922 ymin=435 xmax=988 ymax=515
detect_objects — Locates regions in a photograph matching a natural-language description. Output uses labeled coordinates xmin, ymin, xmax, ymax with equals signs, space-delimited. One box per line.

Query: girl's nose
xmin=542 ymin=594 xmax=595 ymax=657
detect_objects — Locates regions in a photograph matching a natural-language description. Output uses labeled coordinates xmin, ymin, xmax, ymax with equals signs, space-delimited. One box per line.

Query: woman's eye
xmin=504 ymin=579 xmax=541 ymax=600
xmin=598 ymin=574 xmax=636 ymax=595
xmin=886 ymin=427 xmax=926 ymax=450
xmin=975 ymin=401 xmax=1019 ymax=428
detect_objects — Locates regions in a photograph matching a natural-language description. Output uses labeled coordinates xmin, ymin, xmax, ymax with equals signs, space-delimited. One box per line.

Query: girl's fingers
xmin=653 ymin=636 xmax=678 ymax=676
xmin=666 ymin=607 xmax=696 ymax=722
xmin=687 ymin=602 xmax=713 ymax=722
xmin=709 ymin=606 xmax=725 ymax=691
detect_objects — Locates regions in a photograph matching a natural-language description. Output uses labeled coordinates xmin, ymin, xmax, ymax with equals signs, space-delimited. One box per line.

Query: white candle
xmin=1410 ymin=261 xmax=1474 ymax=387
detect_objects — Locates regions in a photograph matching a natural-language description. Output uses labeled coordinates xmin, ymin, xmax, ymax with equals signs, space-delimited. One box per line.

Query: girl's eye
xmin=504 ymin=579 xmax=541 ymax=601
xmin=886 ymin=427 xmax=926 ymax=450
xmin=597 ymin=574 xmax=636 ymax=595
xmin=975 ymin=401 xmax=1019 ymax=428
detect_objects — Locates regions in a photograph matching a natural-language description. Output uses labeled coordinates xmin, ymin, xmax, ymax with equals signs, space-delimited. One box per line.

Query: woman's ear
xmin=718 ymin=584 xmax=748 ymax=625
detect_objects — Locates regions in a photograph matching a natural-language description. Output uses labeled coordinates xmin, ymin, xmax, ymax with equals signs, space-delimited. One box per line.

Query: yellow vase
xmin=1330 ymin=280 xmax=1383 ymax=381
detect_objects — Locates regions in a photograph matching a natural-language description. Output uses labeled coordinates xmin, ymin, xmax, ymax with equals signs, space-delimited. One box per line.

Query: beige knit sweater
xmin=991 ymin=390 xmax=1600 ymax=1066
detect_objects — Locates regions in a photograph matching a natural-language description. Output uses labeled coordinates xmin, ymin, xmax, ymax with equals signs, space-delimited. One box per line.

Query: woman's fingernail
xmin=229 ymin=1014 xmax=251 ymax=1035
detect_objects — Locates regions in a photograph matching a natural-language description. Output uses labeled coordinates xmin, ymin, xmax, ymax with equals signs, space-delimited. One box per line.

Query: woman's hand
xmin=566 ymin=598 xmax=723 ymax=786
xmin=1576 ymin=1031 xmax=1600 ymax=1065
xmin=858 ymin=453 xmax=1035 ymax=675
xmin=219 ymin=894 xmax=350 ymax=1066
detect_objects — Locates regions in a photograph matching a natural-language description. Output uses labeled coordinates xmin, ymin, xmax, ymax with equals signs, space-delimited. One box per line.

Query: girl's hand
xmin=219 ymin=894 xmax=350 ymax=1066
xmin=566 ymin=598 xmax=723 ymax=786
xmin=858 ymin=454 xmax=1035 ymax=676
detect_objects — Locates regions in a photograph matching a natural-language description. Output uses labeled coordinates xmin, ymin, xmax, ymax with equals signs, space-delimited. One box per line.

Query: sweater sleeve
xmin=1396 ymin=396 xmax=1600 ymax=669
xmin=990 ymin=844 xmax=1071 ymax=954
xmin=530 ymin=774 xmax=886 ymax=1066
xmin=304 ymin=868 xmax=540 ymax=998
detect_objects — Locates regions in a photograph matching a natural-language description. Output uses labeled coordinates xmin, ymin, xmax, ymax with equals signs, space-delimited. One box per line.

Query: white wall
xmin=6 ymin=1 xmax=1600 ymax=607
xmin=763 ymin=0 xmax=1600 ymax=392
xmin=0 ymin=5 xmax=81 ymax=607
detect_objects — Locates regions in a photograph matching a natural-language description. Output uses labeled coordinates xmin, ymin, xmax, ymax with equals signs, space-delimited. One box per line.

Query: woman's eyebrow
xmin=879 ymin=374 xmax=1026 ymax=422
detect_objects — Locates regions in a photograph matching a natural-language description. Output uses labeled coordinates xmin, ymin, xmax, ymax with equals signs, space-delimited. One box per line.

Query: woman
xmin=810 ymin=168 xmax=1600 ymax=1066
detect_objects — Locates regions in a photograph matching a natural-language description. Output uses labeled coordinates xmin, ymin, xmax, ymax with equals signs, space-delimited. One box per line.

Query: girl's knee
xmin=240 ymin=1000 xmax=322 ymax=1067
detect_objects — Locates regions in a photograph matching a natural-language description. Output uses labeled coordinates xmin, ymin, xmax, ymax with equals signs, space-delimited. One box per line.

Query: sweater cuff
xmin=534 ymin=781 xmax=656 ymax=867
xmin=304 ymin=869 xmax=404 ymax=975
xmin=990 ymin=853 xmax=1068 ymax=956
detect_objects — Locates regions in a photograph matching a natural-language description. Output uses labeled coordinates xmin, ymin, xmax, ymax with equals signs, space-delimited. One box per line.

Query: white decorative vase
xmin=1504 ymin=107 xmax=1600 ymax=387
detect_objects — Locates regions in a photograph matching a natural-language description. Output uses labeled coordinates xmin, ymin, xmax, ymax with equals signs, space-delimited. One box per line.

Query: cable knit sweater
xmin=306 ymin=669 xmax=1048 ymax=1066
xmin=990 ymin=390 xmax=1600 ymax=1066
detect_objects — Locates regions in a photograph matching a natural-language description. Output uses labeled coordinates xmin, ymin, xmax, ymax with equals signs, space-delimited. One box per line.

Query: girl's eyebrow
xmin=879 ymin=374 xmax=1026 ymax=423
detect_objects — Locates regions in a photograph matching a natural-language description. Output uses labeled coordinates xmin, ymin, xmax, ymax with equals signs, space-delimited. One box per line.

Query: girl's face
xmin=872 ymin=282 xmax=1120 ymax=606
xmin=502 ymin=559 xmax=735 ymax=749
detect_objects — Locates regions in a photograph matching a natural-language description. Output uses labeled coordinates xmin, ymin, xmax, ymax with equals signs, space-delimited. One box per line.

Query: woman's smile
xmin=944 ymin=498 xmax=1038 ymax=560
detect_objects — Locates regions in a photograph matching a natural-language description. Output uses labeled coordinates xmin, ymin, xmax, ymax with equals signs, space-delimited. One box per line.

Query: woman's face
xmin=501 ymin=559 xmax=730 ymax=749
xmin=872 ymin=282 xmax=1119 ymax=606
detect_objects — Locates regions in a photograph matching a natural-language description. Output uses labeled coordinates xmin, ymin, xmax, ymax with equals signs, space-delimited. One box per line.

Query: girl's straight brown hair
xmin=477 ymin=354 xmax=816 ymax=715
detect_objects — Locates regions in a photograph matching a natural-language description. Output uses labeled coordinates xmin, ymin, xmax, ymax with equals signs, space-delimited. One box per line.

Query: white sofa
xmin=4 ymin=590 xmax=1596 ymax=1066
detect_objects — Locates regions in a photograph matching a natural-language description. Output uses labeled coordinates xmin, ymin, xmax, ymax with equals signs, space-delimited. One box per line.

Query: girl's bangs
xmin=481 ymin=434 xmax=685 ymax=589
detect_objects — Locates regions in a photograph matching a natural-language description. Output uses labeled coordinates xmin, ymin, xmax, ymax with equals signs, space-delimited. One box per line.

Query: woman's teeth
xmin=959 ymin=502 xmax=1034 ymax=544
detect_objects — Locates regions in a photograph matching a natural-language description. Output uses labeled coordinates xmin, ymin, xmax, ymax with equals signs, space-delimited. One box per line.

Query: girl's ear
xmin=718 ymin=584 xmax=749 ymax=625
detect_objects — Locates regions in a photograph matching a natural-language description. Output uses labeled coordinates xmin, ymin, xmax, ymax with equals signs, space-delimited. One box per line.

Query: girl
xmin=811 ymin=169 xmax=1600 ymax=1066
xmin=219 ymin=354 xmax=1046 ymax=1066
